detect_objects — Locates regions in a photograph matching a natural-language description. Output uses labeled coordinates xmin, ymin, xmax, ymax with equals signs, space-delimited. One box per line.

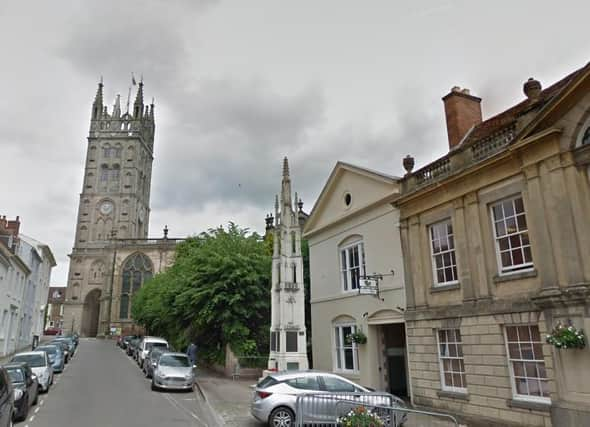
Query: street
xmin=17 ymin=339 xmax=219 ymax=427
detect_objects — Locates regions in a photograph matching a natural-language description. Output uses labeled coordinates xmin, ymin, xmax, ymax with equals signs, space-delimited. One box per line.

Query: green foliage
xmin=546 ymin=322 xmax=586 ymax=349
xmin=132 ymin=223 xmax=272 ymax=364
xmin=337 ymin=406 xmax=384 ymax=427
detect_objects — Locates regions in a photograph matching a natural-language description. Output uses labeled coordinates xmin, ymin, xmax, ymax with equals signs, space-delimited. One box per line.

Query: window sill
xmin=437 ymin=390 xmax=469 ymax=401
xmin=507 ymin=398 xmax=551 ymax=412
xmin=430 ymin=283 xmax=460 ymax=293
xmin=494 ymin=269 xmax=537 ymax=284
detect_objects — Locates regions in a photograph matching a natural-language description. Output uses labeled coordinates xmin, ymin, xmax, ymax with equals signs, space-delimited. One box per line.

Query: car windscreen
xmin=12 ymin=354 xmax=45 ymax=367
xmin=150 ymin=349 xmax=164 ymax=359
xmin=147 ymin=342 xmax=168 ymax=351
xmin=6 ymin=368 xmax=24 ymax=383
xmin=159 ymin=355 xmax=190 ymax=367
xmin=37 ymin=346 xmax=58 ymax=355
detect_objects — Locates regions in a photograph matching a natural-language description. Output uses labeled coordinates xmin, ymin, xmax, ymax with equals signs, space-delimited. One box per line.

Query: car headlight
xmin=14 ymin=388 xmax=24 ymax=401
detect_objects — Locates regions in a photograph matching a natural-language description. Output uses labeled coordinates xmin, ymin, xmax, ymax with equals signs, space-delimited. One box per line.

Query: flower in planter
xmin=546 ymin=322 xmax=586 ymax=350
xmin=346 ymin=330 xmax=367 ymax=345
xmin=337 ymin=406 xmax=384 ymax=427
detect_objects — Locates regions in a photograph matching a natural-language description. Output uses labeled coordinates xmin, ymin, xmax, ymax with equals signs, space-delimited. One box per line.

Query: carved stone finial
xmin=403 ymin=155 xmax=415 ymax=175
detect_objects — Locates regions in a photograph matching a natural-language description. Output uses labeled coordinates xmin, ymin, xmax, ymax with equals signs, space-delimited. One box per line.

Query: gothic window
xmin=103 ymin=145 xmax=111 ymax=158
xmin=292 ymin=263 xmax=297 ymax=284
xmin=88 ymin=146 xmax=97 ymax=162
xmin=100 ymin=165 xmax=109 ymax=182
xmin=126 ymin=146 xmax=135 ymax=162
xmin=583 ymin=127 xmax=590 ymax=146
xmin=291 ymin=231 xmax=296 ymax=255
xmin=111 ymin=164 xmax=120 ymax=181
xmin=115 ymin=144 xmax=122 ymax=158
xmin=119 ymin=253 xmax=153 ymax=319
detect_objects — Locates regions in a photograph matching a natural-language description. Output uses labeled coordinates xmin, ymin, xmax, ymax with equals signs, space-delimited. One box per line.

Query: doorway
xmin=81 ymin=289 xmax=101 ymax=337
xmin=381 ymin=323 xmax=408 ymax=398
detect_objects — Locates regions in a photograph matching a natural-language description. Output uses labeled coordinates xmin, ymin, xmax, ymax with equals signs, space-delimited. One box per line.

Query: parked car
xmin=10 ymin=352 xmax=53 ymax=393
xmin=43 ymin=327 xmax=62 ymax=336
xmin=0 ymin=366 xmax=14 ymax=427
xmin=142 ymin=347 xmax=165 ymax=378
xmin=137 ymin=337 xmax=168 ymax=367
xmin=35 ymin=345 xmax=65 ymax=373
xmin=51 ymin=341 xmax=70 ymax=363
xmin=51 ymin=337 xmax=76 ymax=357
xmin=120 ymin=336 xmax=133 ymax=350
xmin=4 ymin=362 xmax=39 ymax=422
xmin=250 ymin=371 xmax=407 ymax=427
xmin=151 ymin=352 xmax=195 ymax=391
xmin=126 ymin=337 xmax=140 ymax=357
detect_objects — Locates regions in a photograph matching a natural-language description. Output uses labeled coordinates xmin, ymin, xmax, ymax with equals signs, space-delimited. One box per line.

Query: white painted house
xmin=303 ymin=162 xmax=408 ymax=396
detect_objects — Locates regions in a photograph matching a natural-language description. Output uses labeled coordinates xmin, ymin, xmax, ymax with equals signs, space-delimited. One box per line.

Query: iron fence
xmin=295 ymin=392 xmax=459 ymax=427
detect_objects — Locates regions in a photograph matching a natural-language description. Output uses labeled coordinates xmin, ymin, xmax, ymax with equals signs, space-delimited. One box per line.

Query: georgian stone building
xmin=396 ymin=63 xmax=590 ymax=426
xmin=63 ymin=80 xmax=179 ymax=337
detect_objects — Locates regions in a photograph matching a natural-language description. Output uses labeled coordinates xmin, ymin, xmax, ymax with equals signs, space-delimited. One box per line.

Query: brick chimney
xmin=442 ymin=87 xmax=482 ymax=149
xmin=0 ymin=215 xmax=20 ymax=237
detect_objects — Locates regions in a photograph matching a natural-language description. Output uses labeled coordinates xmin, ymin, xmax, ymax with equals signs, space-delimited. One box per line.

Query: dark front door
xmin=382 ymin=323 xmax=408 ymax=398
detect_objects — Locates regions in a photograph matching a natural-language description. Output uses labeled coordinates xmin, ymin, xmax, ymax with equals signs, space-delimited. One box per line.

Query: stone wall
xmin=407 ymin=312 xmax=553 ymax=427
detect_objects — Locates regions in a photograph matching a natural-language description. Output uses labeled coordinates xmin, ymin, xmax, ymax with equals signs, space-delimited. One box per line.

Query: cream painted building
xmin=303 ymin=162 xmax=407 ymax=395
xmin=396 ymin=63 xmax=590 ymax=427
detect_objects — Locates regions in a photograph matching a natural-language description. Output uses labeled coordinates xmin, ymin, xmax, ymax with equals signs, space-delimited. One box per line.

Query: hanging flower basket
xmin=346 ymin=330 xmax=367 ymax=345
xmin=546 ymin=322 xmax=586 ymax=349
xmin=337 ymin=406 xmax=384 ymax=427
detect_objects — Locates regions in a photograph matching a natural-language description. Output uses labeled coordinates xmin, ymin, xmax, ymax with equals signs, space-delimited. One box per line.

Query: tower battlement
xmin=89 ymin=80 xmax=155 ymax=143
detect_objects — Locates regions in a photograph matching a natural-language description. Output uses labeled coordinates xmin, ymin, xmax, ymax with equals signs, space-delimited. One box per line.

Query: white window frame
xmin=333 ymin=323 xmax=359 ymax=374
xmin=428 ymin=219 xmax=459 ymax=287
xmin=490 ymin=196 xmax=534 ymax=275
xmin=339 ymin=241 xmax=365 ymax=292
xmin=503 ymin=325 xmax=550 ymax=404
xmin=436 ymin=329 xmax=467 ymax=393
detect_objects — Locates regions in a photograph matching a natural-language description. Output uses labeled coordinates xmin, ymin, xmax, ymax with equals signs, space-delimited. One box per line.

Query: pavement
xmin=195 ymin=370 xmax=263 ymax=427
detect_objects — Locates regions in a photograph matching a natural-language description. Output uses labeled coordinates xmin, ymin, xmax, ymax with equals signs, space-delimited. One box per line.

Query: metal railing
xmin=295 ymin=393 xmax=459 ymax=427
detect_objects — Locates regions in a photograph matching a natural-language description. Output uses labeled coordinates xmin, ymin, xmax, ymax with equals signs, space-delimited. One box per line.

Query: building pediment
xmin=304 ymin=162 xmax=400 ymax=237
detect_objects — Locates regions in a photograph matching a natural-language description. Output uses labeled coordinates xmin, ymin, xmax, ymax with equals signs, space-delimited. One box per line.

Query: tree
xmin=132 ymin=223 xmax=271 ymax=363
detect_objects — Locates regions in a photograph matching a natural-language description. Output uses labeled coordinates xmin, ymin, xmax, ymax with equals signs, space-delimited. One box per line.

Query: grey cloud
xmin=151 ymin=79 xmax=324 ymax=212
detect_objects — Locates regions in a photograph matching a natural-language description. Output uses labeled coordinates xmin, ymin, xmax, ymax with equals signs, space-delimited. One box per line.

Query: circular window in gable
xmin=344 ymin=192 xmax=352 ymax=207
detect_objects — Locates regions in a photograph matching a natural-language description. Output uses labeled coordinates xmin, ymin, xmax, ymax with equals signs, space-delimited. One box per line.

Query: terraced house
xmin=396 ymin=63 xmax=590 ymax=427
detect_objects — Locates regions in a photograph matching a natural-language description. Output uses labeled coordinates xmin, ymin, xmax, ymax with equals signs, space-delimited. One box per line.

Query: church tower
xmin=267 ymin=158 xmax=309 ymax=371
xmin=63 ymin=79 xmax=156 ymax=336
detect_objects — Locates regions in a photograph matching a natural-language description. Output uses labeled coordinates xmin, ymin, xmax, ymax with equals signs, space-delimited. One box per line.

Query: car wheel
xmin=269 ymin=407 xmax=295 ymax=427
xmin=33 ymin=388 xmax=39 ymax=405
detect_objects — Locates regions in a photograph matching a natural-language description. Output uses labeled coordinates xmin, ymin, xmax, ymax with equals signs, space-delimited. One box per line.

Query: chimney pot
xmin=442 ymin=87 xmax=482 ymax=149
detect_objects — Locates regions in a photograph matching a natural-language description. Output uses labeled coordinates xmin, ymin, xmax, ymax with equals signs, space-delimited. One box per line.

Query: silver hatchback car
xmin=151 ymin=352 xmax=195 ymax=391
xmin=251 ymin=371 xmax=406 ymax=427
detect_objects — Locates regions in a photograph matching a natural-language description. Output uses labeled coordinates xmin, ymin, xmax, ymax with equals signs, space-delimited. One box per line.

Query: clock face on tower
xmin=99 ymin=201 xmax=114 ymax=215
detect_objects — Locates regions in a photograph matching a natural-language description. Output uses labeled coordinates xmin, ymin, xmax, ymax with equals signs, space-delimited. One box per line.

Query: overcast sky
xmin=1 ymin=1 xmax=588 ymax=285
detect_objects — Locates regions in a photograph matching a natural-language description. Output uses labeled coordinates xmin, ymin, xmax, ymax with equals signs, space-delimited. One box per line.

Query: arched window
xmin=100 ymin=164 xmax=109 ymax=182
xmin=119 ymin=253 xmax=153 ymax=319
xmin=339 ymin=236 xmax=366 ymax=292
xmin=291 ymin=231 xmax=297 ymax=255
xmin=111 ymin=164 xmax=120 ymax=181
